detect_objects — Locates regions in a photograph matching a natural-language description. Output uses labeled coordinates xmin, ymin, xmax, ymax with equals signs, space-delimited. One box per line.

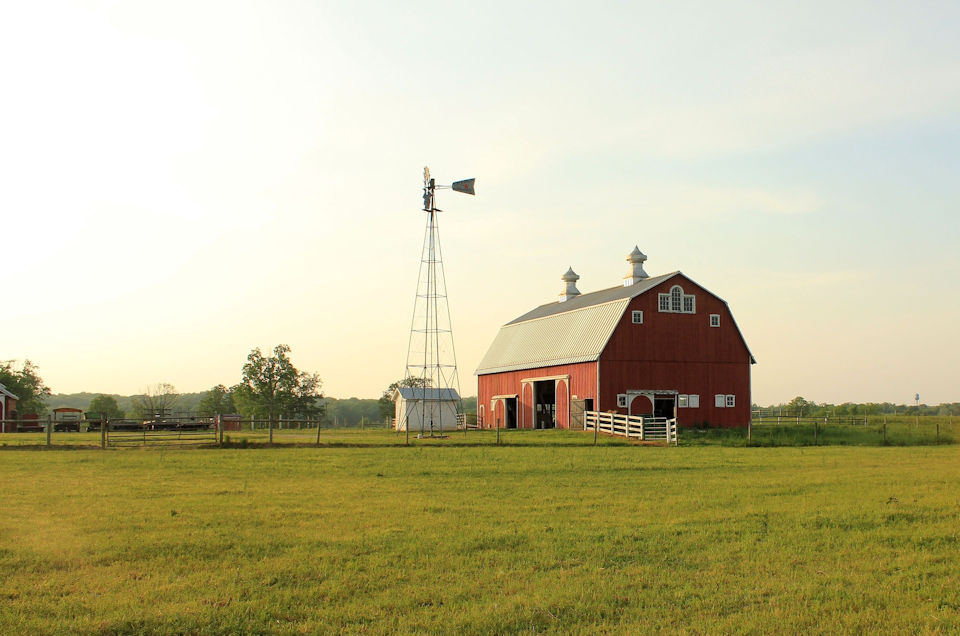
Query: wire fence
xmin=681 ymin=413 xmax=958 ymax=446
xmin=0 ymin=414 xmax=956 ymax=449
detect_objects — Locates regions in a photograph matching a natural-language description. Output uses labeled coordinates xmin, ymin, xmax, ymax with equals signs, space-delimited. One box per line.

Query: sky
xmin=1 ymin=1 xmax=958 ymax=405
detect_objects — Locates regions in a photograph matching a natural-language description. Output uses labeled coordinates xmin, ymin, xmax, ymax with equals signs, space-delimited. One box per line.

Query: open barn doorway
xmin=534 ymin=381 xmax=556 ymax=429
xmin=504 ymin=397 xmax=517 ymax=429
xmin=654 ymin=397 xmax=675 ymax=419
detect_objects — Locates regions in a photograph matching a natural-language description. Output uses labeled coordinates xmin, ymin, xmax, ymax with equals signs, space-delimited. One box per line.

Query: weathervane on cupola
xmin=403 ymin=167 xmax=476 ymax=437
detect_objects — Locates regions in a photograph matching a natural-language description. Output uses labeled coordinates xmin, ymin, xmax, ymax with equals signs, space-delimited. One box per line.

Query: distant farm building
xmin=394 ymin=387 xmax=461 ymax=432
xmin=0 ymin=383 xmax=18 ymax=432
xmin=53 ymin=407 xmax=83 ymax=421
xmin=476 ymin=247 xmax=754 ymax=430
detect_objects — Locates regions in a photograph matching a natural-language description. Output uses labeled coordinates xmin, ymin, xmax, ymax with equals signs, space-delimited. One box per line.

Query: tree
xmin=786 ymin=396 xmax=811 ymax=415
xmin=197 ymin=384 xmax=236 ymax=416
xmin=86 ymin=394 xmax=124 ymax=419
xmin=237 ymin=345 xmax=324 ymax=420
xmin=378 ymin=376 xmax=430 ymax=420
xmin=0 ymin=360 xmax=51 ymax=416
xmin=130 ymin=383 xmax=180 ymax=419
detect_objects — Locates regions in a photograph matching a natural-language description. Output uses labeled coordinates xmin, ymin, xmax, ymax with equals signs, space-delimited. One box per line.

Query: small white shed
xmin=394 ymin=387 xmax=461 ymax=432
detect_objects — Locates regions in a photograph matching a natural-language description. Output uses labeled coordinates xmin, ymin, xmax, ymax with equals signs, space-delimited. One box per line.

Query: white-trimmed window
xmin=658 ymin=285 xmax=696 ymax=314
xmin=715 ymin=394 xmax=725 ymax=408
xmin=617 ymin=394 xmax=628 ymax=408
xmin=710 ymin=314 xmax=720 ymax=327
xmin=631 ymin=310 xmax=643 ymax=324
xmin=678 ymin=394 xmax=689 ymax=408
xmin=689 ymin=394 xmax=700 ymax=408
xmin=726 ymin=394 xmax=736 ymax=408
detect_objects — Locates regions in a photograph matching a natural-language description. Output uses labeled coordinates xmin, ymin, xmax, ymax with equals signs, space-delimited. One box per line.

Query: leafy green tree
xmin=237 ymin=345 xmax=324 ymax=420
xmin=197 ymin=384 xmax=236 ymax=416
xmin=86 ymin=394 xmax=124 ymax=419
xmin=786 ymin=396 xmax=811 ymax=415
xmin=130 ymin=383 xmax=180 ymax=419
xmin=0 ymin=360 xmax=51 ymax=416
xmin=378 ymin=376 xmax=430 ymax=420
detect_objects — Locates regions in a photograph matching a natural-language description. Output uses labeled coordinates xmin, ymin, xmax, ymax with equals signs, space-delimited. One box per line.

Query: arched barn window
xmin=670 ymin=286 xmax=682 ymax=312
xmin=659 ymin=285 xmax=696 ymax=314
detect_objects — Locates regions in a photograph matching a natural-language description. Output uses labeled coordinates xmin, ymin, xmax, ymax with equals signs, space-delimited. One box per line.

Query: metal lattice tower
xmin=404 ymin=167 xmax=475 ymax=436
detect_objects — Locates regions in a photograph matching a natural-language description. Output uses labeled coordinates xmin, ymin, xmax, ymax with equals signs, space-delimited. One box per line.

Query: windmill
xmin=403 ymin=167 xmax=476 ymax=437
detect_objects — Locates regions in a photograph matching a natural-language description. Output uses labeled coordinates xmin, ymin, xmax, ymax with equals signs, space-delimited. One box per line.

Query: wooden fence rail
xmin=583 ymin=411 xmax=678 ymax=445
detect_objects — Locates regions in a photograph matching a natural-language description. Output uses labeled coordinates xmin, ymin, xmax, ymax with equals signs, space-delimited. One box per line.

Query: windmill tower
xmin=403 ymin=167 xmax=475 ymax=436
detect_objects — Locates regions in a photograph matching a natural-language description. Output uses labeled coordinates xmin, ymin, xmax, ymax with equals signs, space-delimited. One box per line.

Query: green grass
xmin=684 ymin=416 xmax=958 ymax=447
xmin=1 ymin=431 xmax=959 ymax=633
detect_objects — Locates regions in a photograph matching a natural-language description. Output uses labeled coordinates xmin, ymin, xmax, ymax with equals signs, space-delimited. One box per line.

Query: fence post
xmin=748 ymin=415 xmax=752 ymax=442
xmin=315 ymin=417 xmax=322 ymax=446
xmin=217 ymin=414 xmax=223 ymax=446
xmin=46 ymin=415 xmax=52 ymax=448
xmin=594 ymin=414 xmax=599 ymax=446
xmin=268 ymin=416 xmax=274 ymax=445
xmin=101 ymin=417 xmax=107 ymax=449
xmin=496 ymin=417 xmax=500 ymax=445
xmin=814 ymin=419 xmax=818 ymax=446
xmin=936 ymin=421 xmax=940 ymax=444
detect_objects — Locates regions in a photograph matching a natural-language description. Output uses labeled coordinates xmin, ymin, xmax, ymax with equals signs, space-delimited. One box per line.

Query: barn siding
xmin=477 ymin=362 xmax=597 ymax=429
xmin=599 ymin=274 xmax=752 ymax=427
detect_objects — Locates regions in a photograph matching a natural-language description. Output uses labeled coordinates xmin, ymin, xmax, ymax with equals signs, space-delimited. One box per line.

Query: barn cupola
xmin=559 ymin=267 xmax=581 ymax=302
xmin=623 ymin=245 xmax=649 ymax=286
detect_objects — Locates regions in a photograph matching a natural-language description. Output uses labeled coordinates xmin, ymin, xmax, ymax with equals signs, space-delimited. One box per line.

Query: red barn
xmin=475 ymin=247 xmax=755 ymax=430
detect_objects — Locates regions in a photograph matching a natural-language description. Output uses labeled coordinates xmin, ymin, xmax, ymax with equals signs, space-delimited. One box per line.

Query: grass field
xmin=1 ymin=430 xmax=959 ymax=634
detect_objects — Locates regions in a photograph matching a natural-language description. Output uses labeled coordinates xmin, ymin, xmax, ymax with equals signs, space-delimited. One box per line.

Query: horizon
xmin=2 ymin=1 xmax=958 ymax=405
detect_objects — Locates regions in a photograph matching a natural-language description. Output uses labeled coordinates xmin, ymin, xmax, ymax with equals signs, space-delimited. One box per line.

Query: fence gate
xmin=106 ymin=417 xmax=218 ymax=448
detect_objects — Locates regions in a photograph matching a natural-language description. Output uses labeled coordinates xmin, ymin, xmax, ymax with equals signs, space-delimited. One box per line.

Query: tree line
xmin=755 ymin=396 xmax=960 ymax=417
xmin=4 ymin=350 xmax=477 ymax=428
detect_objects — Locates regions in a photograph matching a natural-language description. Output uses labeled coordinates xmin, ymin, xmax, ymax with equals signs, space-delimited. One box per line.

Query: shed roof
xmin=0 ymin=383 xmax=18 ymax=400
xmin=476 ymin=273 xmax=680 ymax=376
xmin=395 ymin=387 xmax=461 ymax=401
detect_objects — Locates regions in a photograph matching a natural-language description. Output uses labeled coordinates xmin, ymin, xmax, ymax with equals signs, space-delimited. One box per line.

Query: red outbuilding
xmin=0 ymin=383 xmax=18 ymax=432
xmin=476 ymin=247 xmax=755 ymax=430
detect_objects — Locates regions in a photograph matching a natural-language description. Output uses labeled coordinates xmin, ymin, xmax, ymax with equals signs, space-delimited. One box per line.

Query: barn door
xmin=570 ymin=399 xmax=586 ymax=430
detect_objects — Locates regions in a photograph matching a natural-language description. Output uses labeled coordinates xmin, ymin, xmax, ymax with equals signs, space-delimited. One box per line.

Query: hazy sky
xmin=2 ymin=1 xmax=958 ymax=405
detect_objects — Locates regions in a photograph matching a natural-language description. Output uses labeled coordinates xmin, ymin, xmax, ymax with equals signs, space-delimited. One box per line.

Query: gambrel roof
xmin=475 ymin=272 xmax=754 ymax=376
xmin=475 ymin=273 xmax=677 ymax=375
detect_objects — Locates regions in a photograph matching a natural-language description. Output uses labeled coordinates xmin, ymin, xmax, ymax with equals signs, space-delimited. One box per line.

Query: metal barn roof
xmin=0 ymin=383 xmax=18 ymax=400
xmin=505 ymin=272 xmax=678 ymax=325
xmin=475 ymin=272 xmax=681 ymax=376
xmin=475 ymin=298 xmax=633 ymax=375
xmin=477 ymin=270 xmax=755 ymax=375
xmin=395 ymin=387 xmax=461 ymax=401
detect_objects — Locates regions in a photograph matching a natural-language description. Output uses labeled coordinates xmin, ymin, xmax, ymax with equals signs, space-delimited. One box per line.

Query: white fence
xmin=584 ymin=411 xmax=678 ymax=445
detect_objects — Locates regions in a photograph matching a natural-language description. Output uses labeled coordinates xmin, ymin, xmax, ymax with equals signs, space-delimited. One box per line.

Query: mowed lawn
xmin=1 ymin=432 xmax=958 ymax=634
